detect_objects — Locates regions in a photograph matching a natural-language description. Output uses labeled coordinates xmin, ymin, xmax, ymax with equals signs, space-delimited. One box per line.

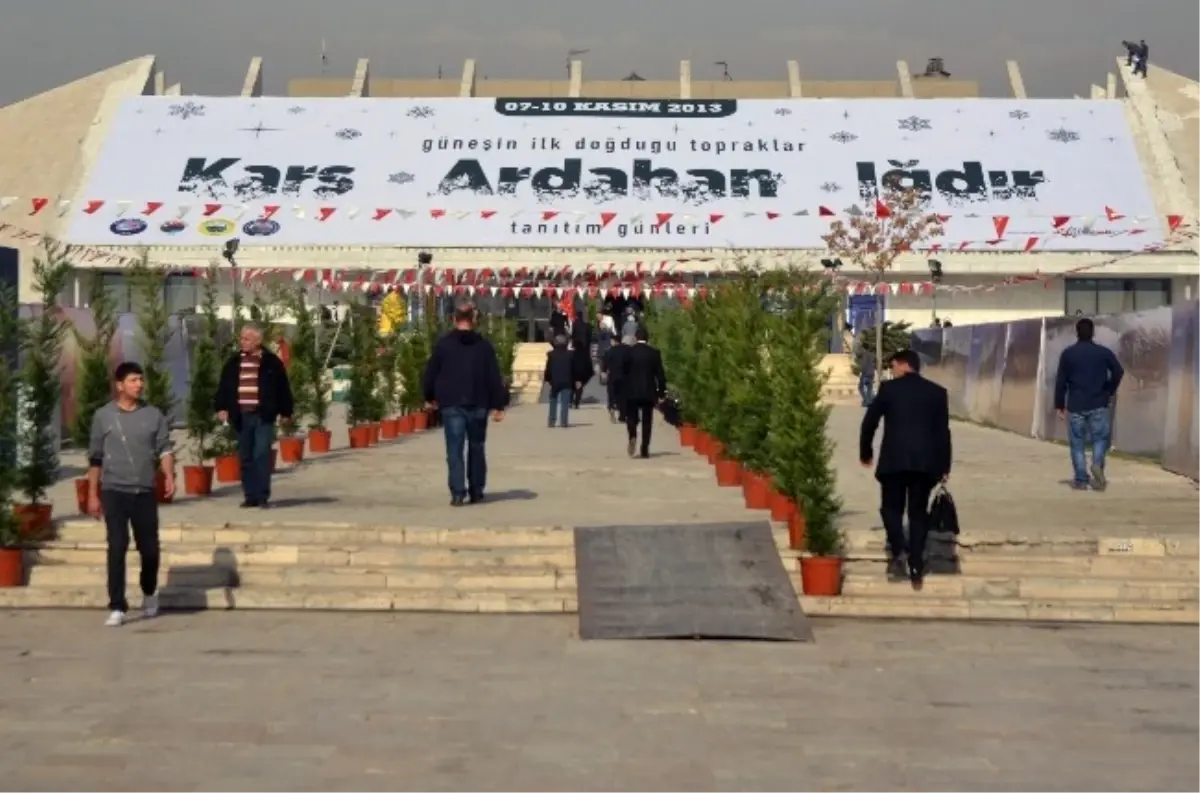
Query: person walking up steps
xmin=87 ymin=362 xmax=175 ymax=627
xmin=423 ymin=300 xmax=509 ymax=506
xmin=1054 ymin=317 xmax=1123 ymax=491
xmin=621 ymin=327 xmax=667 ymax=458
xmin=544 ymin=334 xmax=577 ymax=428
xmin=601 ymin=334 xmax=632 ymax=423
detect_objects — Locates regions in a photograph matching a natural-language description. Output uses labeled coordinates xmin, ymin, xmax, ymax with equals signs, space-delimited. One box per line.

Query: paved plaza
xmin=0 ymin=611 xmax=1196 ymax=791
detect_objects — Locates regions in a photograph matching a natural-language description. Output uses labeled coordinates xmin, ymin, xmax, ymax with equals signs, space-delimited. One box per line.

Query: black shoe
xmin=886 ymin=555 xmax=908 ymax=582
xmin=469 ymin=493 xmax=485 ymax=505
xmin=909 ymin=563 xmax=925 ymax=591
xmin=239 ymin=499 xmax=259 ymax=508
xmin=639 ymin=449 xmax=649 ymax=459
xmin=627 ymin=438 xmax=636 ymax=457
xmin=259 ymin=500 xmax=271 ymax=510
xmin=450 ymin=495 xmax=466 ymax=507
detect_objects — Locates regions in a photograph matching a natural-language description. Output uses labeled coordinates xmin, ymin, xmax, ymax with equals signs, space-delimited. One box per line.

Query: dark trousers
xmin=237 ymin=413 xmax=275 ymax=503
xmin=625 ymin=400 xmax=655 ymax=453
xmin=102 ymin=489 xmax=160 ymax=612
xmin=442 ymin=406 xmax=489 ymax=499
xmin=607 ymin=379 xmax=625 ymax=419
xmin=879 ymin=472 xmax=938 ymax=570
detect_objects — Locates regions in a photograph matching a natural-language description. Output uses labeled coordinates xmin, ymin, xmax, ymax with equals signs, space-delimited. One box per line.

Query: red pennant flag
xmin=1104 ymin=205 xmax=1124 ymax=221
xmin=936 ymin=214 xmax=951 ymax=223
xmin=600 ymin=212 xmax=617 ymax=228
xmin=372 ymin=208 xmax=392 ymax=221
xmin=1052 ymin=216 xmax=1071 ymax=229
xmin=83 ymin=200 xmax=106 ymax=215
xmin=30 ymin=198 xmax=48 ymax=215
xmin=819 ymin=206 xmax=835 ymax=217
xmin=202 ymin=203 xmax=222 ymax=217
xmin=957 ymin=241 xmax=971 ymax=251
xmin=142 ymin=201 xmax=163 ymax=216
xmin=317 ymin=207 xmax=336 ymax=222
xmin=1167 ymin=214 xmax=1184 ymax=231
xmin=655 ymin=212 xmax=673 ymax=227
xmin=542 ymin=211 xmax=559 ymax=221
xmin=261 ymin=205 xmax=280 ymax=220
xmin=929 ymin=243 xmax=942 ymax=252
xmin=992 ymin=215 xmax=1009 ymax=238
xmin=874 ymin=199 xmax=891 ymax=218
xmin=480 ymin=210 xmax=497 ymax=219
xmin=430 ymin=209 xmax=446 ymax=219
xmin=766 ymin=211 xmax=780 ymax=220
xmin=708 ymin=213 xmax=724 ymax=224
xmin=1023 ymin=236 xmax=1040 ymax=252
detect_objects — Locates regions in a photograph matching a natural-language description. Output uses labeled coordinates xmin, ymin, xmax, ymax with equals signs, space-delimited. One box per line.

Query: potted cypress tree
xmin=345 ymin=303 xmax=376 ymax=448
xmin=0 ymin=282 xmax=24 ymax=585
xmin=15 ymin=245 xmax=72 ymax=537
xmin=70 ymin=273 xmax=117 ymax=514
xmin=130 ymin=255 xmax=176 ymax=503
xmin=377 ymin=330 xmax=402 ymax=439
xmin=279 ymin=286 xmax=315 ymax=461
xmin=183 ymin=265 xmax=222 ymax=495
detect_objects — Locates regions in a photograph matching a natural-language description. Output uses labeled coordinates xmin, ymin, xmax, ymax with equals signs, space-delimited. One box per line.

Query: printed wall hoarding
xmin=66 ymin=97 xmax=1163 ymax=250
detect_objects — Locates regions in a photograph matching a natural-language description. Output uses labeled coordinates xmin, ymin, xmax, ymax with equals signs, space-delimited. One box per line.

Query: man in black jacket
xmin=601 ymin=335 xmax=632 ymax=423
xmin=1054 ymin=317 xmax=1124 ymax=491
xmin=422 ymin=301 xmax=509 ymax=506
xmin=543 ymin=335 xmax=577 ymax=428
xmin=215 ymin=324 xmax=294 ymax=509
xmin=621 ymin=327 xmax=667 ymax=458
xmin=859 ymin=349 xmax=952 ymax=587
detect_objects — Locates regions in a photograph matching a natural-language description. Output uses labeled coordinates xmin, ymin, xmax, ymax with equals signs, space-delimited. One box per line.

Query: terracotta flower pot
xmin=183 ymin=465 xmax=214 ymax=496
xmin=706 ymin=440 xmax=724 ymax=465
xmin=13 ymin=504 xmax=52 ymax=539
xmin=787 ymin=510 xmax=807 ymax=550
xmin=679 ymin=424 xmax=697 ymax=447
xmin=74 ymin=477 xmax=92 ymax=515
xmin=694 ymin=431 xmax=711 ymax=456
xmin=348 ymin=426 xmax=372 ymax=449
xmin=768 ymin=489 xmax=796 ymax=522
xmin=714 ymin=458 xmax=742 ymax=487
xmin=370 ymin=423 xmax=382 ymax=444
xmin=279 ymin=436 xmax=305 ymax=463
xmin=155 ymin=469 xmax=174 ymax=504
xmin=742 ymin=472 xmax=771 ymax=510
xmin=380 ymin=418 xmax=399 ymax=440
xmin=215 ymin=455 xmax=241 ymax=483
xmin=398 ymin=415 xmax=415 ymax=434
xmin=0 ymin=549 xmax=22 ymax=588
xmin=413 ymin=411 xmax=429 ymax=431
xmin=308 ymin=428 xmax=332 ymax=454
xmin=800 ymin=556 xmax=844 ymax=596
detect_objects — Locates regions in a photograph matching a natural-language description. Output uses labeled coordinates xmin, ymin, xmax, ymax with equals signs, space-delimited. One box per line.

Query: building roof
xmin=1143 ymin=64 xmax=1199 ymax=214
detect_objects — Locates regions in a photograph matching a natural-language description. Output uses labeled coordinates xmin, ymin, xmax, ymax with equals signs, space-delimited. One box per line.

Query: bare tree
xmin=822 ymin=188 xmax=944 ymax=382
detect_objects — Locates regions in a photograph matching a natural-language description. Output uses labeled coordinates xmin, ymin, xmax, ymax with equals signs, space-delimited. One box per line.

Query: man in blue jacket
xmin=1054 ymin=318 xmax=1124 ymax=491
xmin=422 ymin=301 xmax=509 ymax=506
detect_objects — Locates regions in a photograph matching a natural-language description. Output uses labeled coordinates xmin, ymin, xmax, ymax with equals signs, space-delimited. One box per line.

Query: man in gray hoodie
xmin=87 ymin=362 xmax=175 ymax=627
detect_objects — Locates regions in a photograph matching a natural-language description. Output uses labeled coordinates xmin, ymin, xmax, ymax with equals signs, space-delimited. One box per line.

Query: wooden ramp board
xmin=573 ymin=521 xmax=814 ymax=642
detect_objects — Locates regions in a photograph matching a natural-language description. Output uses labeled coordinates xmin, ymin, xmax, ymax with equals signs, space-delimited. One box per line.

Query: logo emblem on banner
xmin=242 ymin=219 xmax=281 ymax=237
xmin=198 ymin=218 xmax=235 ymax=236
xmin=109 ymin=218 xmax=147 ymax=236
xmin=159 ymin=219 xmax=186 ymax=235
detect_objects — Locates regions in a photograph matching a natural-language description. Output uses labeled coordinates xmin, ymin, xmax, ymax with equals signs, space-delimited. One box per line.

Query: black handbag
xmin=928 ymin=484 xmax=960 ymax=535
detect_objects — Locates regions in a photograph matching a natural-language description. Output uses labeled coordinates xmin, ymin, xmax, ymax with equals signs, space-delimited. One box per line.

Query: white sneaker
xmin=142 ymin=594 xmax=159 ymax=619
xmin=104 ymin=610 xmax=126 ymax=627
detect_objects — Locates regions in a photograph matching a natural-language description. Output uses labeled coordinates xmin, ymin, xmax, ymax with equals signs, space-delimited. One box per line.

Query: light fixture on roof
xmin=821 ymin=258 xmax=843 ymax=270
xmin=928 ymin=259 xmax=944 ymax=282
xmin=916 ymin=57 xmax=951 ymax=78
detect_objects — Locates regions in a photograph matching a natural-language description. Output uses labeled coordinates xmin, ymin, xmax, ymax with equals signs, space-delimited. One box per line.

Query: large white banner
xmin=66 ymin=96 xmax=1165 ymax=251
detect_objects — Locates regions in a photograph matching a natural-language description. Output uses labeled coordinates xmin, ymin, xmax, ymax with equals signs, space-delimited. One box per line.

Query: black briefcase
xmin=928 ymin=484 xmax=960 ymax=535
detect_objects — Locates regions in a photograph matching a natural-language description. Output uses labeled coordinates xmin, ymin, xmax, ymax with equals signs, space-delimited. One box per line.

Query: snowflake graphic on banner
xmin=774 ymin=107 xmax=793 ymax=116
xmin=287 ymin=106 xmax=307 ymax=114
xmin=168 ymin=101 xmax=205 ymax=121
xmin=1047 ymin=127 xmax=1081 ymax=143
xmin=407 ymin=105 xmax=435 ymax=119
xmin=1008 ymin=109 xmax=1030 ymax=120
xmin=388 ymin=171 xmax=415 ymax=186
xmin=830 ymin=131 xmax=858 ymax=144
xmin=335 ymin=128 xmax=362 ymax=140
xmin=819 ymin=181 xmax=842 ymax=193
xmin=897 ymin=116 xmax=932 ymax=132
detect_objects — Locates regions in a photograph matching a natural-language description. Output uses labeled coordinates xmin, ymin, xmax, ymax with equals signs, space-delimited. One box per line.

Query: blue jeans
xmin=237 ymin=413 xmax=275 ymax=503
xmin=442 ymin=406 xmax=489 ymax=499
xmin=1068 ymin=407 xmax=1111 ymax=484
xmin=858 ymin=375 xmax=874 ymax=406
xmin=548 ymin=389 xmax=571 ymax=427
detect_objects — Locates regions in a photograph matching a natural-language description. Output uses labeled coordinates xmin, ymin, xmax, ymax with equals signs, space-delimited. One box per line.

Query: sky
xmin=0 ymin=0 xmax=1195 ymax=106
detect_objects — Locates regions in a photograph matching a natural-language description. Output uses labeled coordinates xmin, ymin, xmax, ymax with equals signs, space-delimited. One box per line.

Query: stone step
xmin=837 ymin=573 xmax=1199 ymax=602
xmin=803 ymin=594 xmax=1200 ymax=625
xmin=840 ymin=553 xmax=1200 ymax=580
xmin=784 ymin=530 xmax=1200 ymax=558
xmin=26 ymin=564 xmax=577 ymax=592
xmin=0 ymin=585 xmax=575 ymax=613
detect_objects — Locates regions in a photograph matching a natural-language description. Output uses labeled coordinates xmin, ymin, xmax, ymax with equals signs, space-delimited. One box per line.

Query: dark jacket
xmin=549 ymin=310 xmax=569 ymax=337
xmin=602 ymin=344 xmax=630 ymax=382
xmin=422 ymin=329 xmax=509 ymax=411
xmin=622 ymin=342 xmax=667 ymax=404
xmin=215 ymin=349 xmax=294 ymax=427
xmin=860 ymin=372 xmax=952 ymax=480
xmin=544 ymin=346 xmax=575 ymax=392
xmin=1054 ymin=340 xmax=1124 ymax=414
xmin=571 ymin=321 xmax=594 ymax=382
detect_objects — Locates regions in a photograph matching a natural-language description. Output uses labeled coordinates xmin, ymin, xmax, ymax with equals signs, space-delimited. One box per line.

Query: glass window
xmin=100 ymin=273 xmax=132 ymax=313
xmin=1065 ymin=277 xmax=1171 ymax=316
xmin=1095 ymin=279 xmax=1132 ymax=316
xmin=164 ymin=274 xmax=197 ymax=315
xmin=1133 ymin=279 xmax=1171 ymax=311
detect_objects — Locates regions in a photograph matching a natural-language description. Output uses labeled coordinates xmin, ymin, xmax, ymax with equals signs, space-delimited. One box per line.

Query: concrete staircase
xmin=512 ymin=342 xmax=550 ymax=401
xmin=2 ymin=521 xmax=1196 ymax=624
xmin=820 ymin=354 xmax=860 ymax=405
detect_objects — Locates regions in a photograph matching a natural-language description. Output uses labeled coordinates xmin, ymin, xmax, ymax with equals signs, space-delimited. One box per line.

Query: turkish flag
xmin=542 ymin=210 xmax=559 ymax=221
xmin=142 ymin=201 xmax=163 ymax=216
xmin=261 ymin=205 xmax=280 ymax=220
xmin=993 ymin=215 xmax=1009 ymax=238
xmin=875 ymin=200 xmax=891 ymax=218
xmin=317 ymin=207 xmax=336 ymax=221
xmin=1167 ymin=214 xmax=1184 ymax=231
xmin=83 ymin=200 xmax=105 ymax=215
xmin=766 ymin=211 xmax=780 ymax=220
xmin=203 ymin=203 xmax=222 ymax=216
xmin=1105 ymin=205 xmax=1125 ymax=221
xmin=655 ymin=212 xmax=673 ymax=227
xmin=30 ymin=198 xmax=48 ymax=215
xmin=600 ymin=212 xmax=617 ymax=227
xmin=819 ymin=206 xmax=835 ymax=217
xmin=480 ymin=210 xmax=497 ymax=219
xmin=709 ymin=213 xmax=724 ymax=224
xmin=430 ymin=209 xmax=446 ymax=219
xmin=1052 ymin=216 xmax=1071 ymax=229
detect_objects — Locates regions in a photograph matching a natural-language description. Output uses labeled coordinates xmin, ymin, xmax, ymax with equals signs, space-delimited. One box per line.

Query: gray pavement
xmin=0 ymin=611 xmax=1195 ymax=791
xmin=43 ymin=400 xmax=1197 ymax=536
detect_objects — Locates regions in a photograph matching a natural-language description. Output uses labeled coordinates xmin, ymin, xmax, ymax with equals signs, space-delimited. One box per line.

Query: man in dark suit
xmin=620 ymin=327 xmax=667 ymax=458
xmin=859 ymin=348 xmax=952 ymax=587
xmin=601 ymin=334 xmax=633 ymax=423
